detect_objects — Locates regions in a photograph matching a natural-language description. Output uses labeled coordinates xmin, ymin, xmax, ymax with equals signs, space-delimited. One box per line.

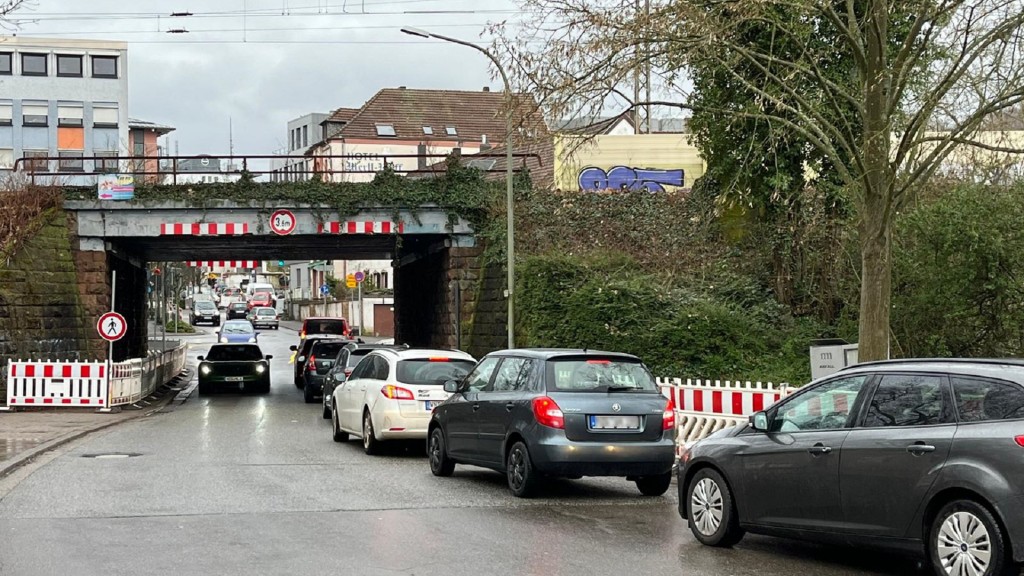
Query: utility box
xmin=810 ymin=339 xmax=860 ymax=380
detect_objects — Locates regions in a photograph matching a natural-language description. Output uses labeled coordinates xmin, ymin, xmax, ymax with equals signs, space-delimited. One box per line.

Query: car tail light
xmin=344 ymin=368 xmax=353 ymax=377
xmin=1016 ymin=435 xmax=1024 ymax=447
xmin=532 ymin=396 xmax=565 ymax=429
xmin=428 ymin=357 xmax=449 ymax=362
xmin=381 ymin=385 xmax=415 ymax=400
xmin=586 ymin=359 xmax=611 ymax=365
xmin=663 ymin=397 xmax=676 ymax=430
xmin=306 ymin=355 xmax=316 ymax=371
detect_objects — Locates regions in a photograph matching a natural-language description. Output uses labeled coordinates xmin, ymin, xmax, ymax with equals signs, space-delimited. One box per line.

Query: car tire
xmin=256 ymin=379 xmax=270 ymax=395
xmin=929 ymin=499 xmax=1013 ymax=576
xmin=322 ymin=402 xmax=331 ymax=420
xmin=198 ymin=381 xmax=212 ymax=396
xmin=332 ymin=403 xmax=349 ymax=443
xmin=294 ymin=375 xmax=304 ymax=389
xmin=506 ymin=441 xmax=540 ymax=498
xmin=428 ymin=427 xmax=455 ymax=477
xmin=303 ymin=383 xmax=317 ymax=404
xmin=362 ymin=410 xmax=380 ymax=455
xmin=686 ymin=468 xmax=744 ymax=547
xmin=635 ymin=472 xmax=673 ymax=496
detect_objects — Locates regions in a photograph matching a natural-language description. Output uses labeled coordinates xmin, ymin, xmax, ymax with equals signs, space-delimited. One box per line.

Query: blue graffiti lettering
xmin=578 ymin=166 xmax=685 ymax=192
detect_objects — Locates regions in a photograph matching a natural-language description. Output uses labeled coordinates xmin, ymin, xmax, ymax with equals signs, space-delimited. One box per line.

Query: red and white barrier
xmin=187 ymin=261 xmax=260 ymax=268
xmin=318 ymin=220 xmax=404 ymax=234
xmin=658 ymin=377 xmax=791 ymax=417
xmin=6 ymin=360 xmax=108 ymax=407
xmin=160 ymin=222 xmax=250 ymax=236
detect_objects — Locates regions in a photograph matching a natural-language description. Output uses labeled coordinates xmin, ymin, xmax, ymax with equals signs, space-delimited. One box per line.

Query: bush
xmin=165 ymin=319 xmax=195 ymax=333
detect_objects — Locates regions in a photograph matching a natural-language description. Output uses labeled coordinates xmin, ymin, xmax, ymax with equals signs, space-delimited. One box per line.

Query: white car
xmin=330 ymin=348 xmax=476 ymax=454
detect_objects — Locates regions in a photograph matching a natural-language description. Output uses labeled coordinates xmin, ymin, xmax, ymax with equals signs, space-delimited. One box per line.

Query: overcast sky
xmin=5 ymin=0 xmax=520 ymax=155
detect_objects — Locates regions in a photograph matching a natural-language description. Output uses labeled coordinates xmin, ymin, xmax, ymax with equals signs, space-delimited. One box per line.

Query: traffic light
xmin=278 ymin=260 xmax=285 ymax=267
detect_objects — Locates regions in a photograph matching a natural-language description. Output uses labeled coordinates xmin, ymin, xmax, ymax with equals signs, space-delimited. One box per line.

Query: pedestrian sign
xmin=97 ymin=311 xmax=127 ymax=342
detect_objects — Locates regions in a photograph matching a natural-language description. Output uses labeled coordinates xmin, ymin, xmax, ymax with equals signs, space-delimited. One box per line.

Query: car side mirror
xmin=289 ymin=345 xmax=297 ymax=351
xmin=265 ymin=355 xmax=273 ymax=360
xmin=334 ymin=373 xmax=346 ymax=382
xmin=750 ymin=411 xmax=769 ymax=432
xmin=443 ymin=379 xmax=460 ymax=394
xmin=197 ymin=355 xmax=205 ymax=361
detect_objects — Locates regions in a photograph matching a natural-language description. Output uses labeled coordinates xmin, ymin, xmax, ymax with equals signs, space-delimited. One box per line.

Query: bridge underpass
xmin=67 ymin=200 xmax=505 ymax=361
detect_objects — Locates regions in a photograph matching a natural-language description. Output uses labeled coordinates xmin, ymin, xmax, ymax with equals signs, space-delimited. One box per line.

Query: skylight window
xmin=376 ymin=124 xmax=396 ymax=137
xmin=422 ymin=126 xmax=433 ymax=135
xmin=445 ymin=126 xmax=458 ymax=136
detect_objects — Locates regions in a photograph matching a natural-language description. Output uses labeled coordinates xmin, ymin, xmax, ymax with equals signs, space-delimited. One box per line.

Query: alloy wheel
xmin=363 ymin=413 xmax=372 ymax=450
xmin=508 ymin=447 xmax=526 ymax=491
xmin=691 ymin=478 xmax=724 ymax=536
xmin=429 ymin=435 xmax=442 ymax=469
xmin=937 ymin=511 xmax=992 ymax=576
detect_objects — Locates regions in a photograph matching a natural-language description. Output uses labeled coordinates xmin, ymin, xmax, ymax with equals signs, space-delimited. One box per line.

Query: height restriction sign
xmin=269 ymin=209 xmax=296 ymax=235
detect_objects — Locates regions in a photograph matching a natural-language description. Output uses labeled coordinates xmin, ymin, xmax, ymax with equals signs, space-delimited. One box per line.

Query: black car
xmin=226 ymin=302 xmax=249 ymax=320
xmin=197 ymin=344 xmax=272 ymax=395
xmin=290 ymin=335 xmax=349 ymax=387
xmin=428 ymin=349 xmax=676 ymax=498
xmin=295 ymin=339 xmax=353 ymax=404
xmin=678 ymin=359 xmax=1024 ymax=576
xmin=190 ymin=300 xmax=220 ymax=326
xmin=321 ymin=342 xmax=410 ymax=419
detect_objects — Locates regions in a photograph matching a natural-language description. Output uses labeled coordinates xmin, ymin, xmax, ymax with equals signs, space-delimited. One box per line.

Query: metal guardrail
xmin=110 ymin=343 xmax=186 ymax=406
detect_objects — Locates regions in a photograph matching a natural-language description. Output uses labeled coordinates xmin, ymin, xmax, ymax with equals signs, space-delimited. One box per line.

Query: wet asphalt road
xmin=0 ymin=323 xmax=930 ymax=576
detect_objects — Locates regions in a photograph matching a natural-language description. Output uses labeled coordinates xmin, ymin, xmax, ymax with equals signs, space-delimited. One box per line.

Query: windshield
xmin=305 ymin=319 xmax=347 ymax=334
xmin=223 ymin=322 xmax=254 ymax=334
xmin=205 ymin=345 xmax=263 ymax=361
xmin=397 ymin=359 xmax=476 ymax=385
xmin=547 ymin=358 xmax=657 ymax=392
xmin=195 ymin=301 xmax=216 ymax=311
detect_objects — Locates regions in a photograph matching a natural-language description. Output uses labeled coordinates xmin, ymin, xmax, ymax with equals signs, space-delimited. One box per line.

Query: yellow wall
xmin=555 ymin=134 xmax=706 ymax=192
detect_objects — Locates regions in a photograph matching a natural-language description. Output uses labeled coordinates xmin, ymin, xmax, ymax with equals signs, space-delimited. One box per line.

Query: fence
xmin=657 ymin=377 xmax=795 ymax=445
xmin=4 ymin=343 xmax=186 ymax=410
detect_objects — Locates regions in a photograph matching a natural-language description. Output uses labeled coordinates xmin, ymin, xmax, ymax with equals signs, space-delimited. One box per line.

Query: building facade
xmin=0 ymin=37 xmax=129 ymax=173
xmin=269 ymin=112 xmax=328 ymax=182
xmin=127 ymin=118 xmax=174 ymax=183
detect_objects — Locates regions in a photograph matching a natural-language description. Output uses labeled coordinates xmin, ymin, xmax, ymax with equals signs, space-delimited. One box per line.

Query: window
xmin=93 ymin=105 xmax=118 ymax=128
xmin=772 ymin=375 xmax=869 ymax=432
xmin=375 ymin=124 xmax=396 ymax=137
xmin=56 ymin=54 xmax=83 ymax=77
xmin=548 ymin=358 xmax=657 ymax=392
xmin=0 ymin=101 xmax=11 ymax=126
xmin=491 ymin=358 xmax=536 ymax=392
xmin=952 ymin=377 xmax=1024 ymax=422
xmin=91 ymin=55 xmax=117 ymax=78
xmin=57 ymin=104 xmax=84 ymax=127
xmin=21 ymin=53 xmax=47 ymax=76
xmin=397 ymin=359 xmax=476 ymax=386
xmin=22 ymin=103 xmax=48 ymax=127
xmin=369 ymin=356 xmax=391 ymax=380
xmin=0 ymin=149 xmax=12 ymax=169
xmin=463 ymin=357 xmax=500 ymax=392
xmin=862 ymin=374 xmax=950 ymax=427
xmin=94 ymin=151 xmax=118 ymax=173
xmin=445 ymin=126 xmax=457 ymax=136
xmin=58 ymin=151 xmax=84 ymax=172
xmin=302 ymin=125 xmax=308 ymax=147
xmin=422 ymin=126 xmax=433 ymax=135
xmin=57 ymin=127 xmax=84 ymax=150
xmin=23 ymin=150 xmax=49 ymax=173
xmin=0 ymin=52 xmax=11 ymax=75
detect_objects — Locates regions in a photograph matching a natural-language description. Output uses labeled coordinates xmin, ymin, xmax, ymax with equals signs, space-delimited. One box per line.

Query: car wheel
xmin=506 ymin=441 xmax=540 ymax=498
xmin=635 ymin=472 xmax=673 ymax=496
xmin=321 ymin=400 xmax=331 ymax=420
xmin=686 ymin=468 xmax=744 ymax=547
xmin=257 ymin=378 xmax=270 ymax=395
xmin=428 ymin=427 xmax=455 ymax=477
xmin=362 ymin=410 xmax=380 ymax=455
xmin=929 ymin=499 xmax=1013 ymax=576
xmin=303 ymin=383 xmax=317 ymax=404
xmin=332 ymin=402 xmax=349 ymax=443
xmin=198 ymin=380 xmax=212 ymax=396
xmin=294 ymin=375 xmax=304 ymax=389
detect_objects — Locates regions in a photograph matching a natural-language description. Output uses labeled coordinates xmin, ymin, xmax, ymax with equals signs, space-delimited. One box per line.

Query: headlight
xmin=248 ymin=337 xmax=257 ymax=343
xmin=220 ymin=337 xmax=229 ymax=343
xmin=200 ymin=365 xmax=211 ymax=375
xmin=256 ymin=364 xmax=266 ymax=374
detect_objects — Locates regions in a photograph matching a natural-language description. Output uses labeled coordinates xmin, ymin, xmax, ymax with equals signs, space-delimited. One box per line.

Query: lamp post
xmin=401 ymin=26 xmax=516 ymax=349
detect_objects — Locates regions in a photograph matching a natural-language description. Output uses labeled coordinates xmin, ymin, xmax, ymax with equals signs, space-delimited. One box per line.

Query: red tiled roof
xmin=330 ymin=87 xmax=547 ymax=142
xmin=327 ymin=107 xmax=360 ymax=124
xmin=411 ymin=136 xmax=556 ymax=190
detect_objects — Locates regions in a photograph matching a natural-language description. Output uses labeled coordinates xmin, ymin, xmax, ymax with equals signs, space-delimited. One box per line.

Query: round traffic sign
xmin=269 ymin=209 xmax=296 ymax=236
xmin=97 ymin=311 xmax=127 ymax=342
xmin=354 ymin=271 xmax=365 ymax=283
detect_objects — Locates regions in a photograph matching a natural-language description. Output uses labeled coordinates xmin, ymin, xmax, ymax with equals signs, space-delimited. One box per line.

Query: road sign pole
xmin=103 ymin=269 xmax=117 ymax=412
xmin=358 ymin=281 xmax=363 ymax=337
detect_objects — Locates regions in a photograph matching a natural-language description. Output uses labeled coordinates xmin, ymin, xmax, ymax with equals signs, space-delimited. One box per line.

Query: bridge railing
xmin=9 ymin=153 xmax=544 ymax=185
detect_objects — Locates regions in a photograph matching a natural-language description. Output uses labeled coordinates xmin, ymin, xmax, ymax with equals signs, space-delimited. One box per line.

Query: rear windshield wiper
xmin=606 ymin=385 xmax=643 ymax=392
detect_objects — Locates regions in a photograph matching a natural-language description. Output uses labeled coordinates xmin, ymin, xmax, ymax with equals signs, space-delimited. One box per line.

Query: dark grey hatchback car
xmin=428 ymin=349 xmax=676 ymax=498
xmin=678 ymin=359 xmax=1024 ymax=576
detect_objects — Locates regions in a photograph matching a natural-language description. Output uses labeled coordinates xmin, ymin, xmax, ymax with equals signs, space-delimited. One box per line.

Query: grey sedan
xmin=678 ymin=359 xmax=1024 ymax=576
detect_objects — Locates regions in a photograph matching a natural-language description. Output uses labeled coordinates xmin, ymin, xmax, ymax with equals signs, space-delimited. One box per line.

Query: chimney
xmin=398 ymin=86 xmax=407 ymax=90
xmin=482 ymin=86 xmax=490 ymax=92
xmin=480 ymin=134 xmax=491 ymax=151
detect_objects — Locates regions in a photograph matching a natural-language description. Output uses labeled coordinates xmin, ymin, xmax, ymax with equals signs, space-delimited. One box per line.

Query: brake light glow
xmin=344 ymin=368 xmax=353 ymax=376
xmin=586 ymin=359 xmax=611 ymax=365
xmin=306 ymin=355 xmax=316 ymax=371
xmin=1015 ymin=435 xmax=1024 ymax=448
xmin=381 ymin=385 xmax=415 ymax=400
xmin=532 ymin=396 xmax=565 ymax=429
xmin=428 ymin=357 xmax=450 ymax=362
xmin=663 ymin=397 xmax=676 ymax=430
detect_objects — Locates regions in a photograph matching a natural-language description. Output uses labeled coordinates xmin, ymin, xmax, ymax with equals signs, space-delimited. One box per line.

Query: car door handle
xmin=472 ymin=403 xmax=480 ymax=412
xmin=907 ymin=443 xmax=936 ymax=455
xmin=505 ymin=402 xmax=515 ymax=412
xmin=808 ymin=443 xmax=832 ymax=455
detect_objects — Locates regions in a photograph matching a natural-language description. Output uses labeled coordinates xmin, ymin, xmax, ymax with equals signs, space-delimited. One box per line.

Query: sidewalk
xmin=0 ymin=371 xmax=191 ymax=478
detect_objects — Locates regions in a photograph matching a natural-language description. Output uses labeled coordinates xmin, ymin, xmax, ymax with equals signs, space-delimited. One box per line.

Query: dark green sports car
xmin=197 ymin=344 xmax=272 ymax=395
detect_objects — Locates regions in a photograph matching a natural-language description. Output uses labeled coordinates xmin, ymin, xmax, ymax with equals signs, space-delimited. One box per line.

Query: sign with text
xmin=97 ymin=175 xmax=135 ymax=200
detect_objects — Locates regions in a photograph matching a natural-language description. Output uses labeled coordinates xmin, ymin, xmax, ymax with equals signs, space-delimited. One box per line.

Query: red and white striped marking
xmin=186 ymin=261 xmax=260 ymax=268
xmin=6 ymin=361 xmax=108 ymax=407
xmin=160 ymin=222 xmax=251 ymax=236
xmin=659 ymin=379 xmax=791 ymax=417
xmin=318 ymin=220 xmax=404 ymax=234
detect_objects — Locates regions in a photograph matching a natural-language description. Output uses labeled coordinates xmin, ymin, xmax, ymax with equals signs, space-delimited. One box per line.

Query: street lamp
xmin=401 ymin=26 xmax=517 ymax=349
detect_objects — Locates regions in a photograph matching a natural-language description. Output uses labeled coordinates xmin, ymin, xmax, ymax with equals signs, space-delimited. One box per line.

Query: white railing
xmin=657 ymin=377 xmax=795 ymax=445
xmin=110 ymin=343 xmax=187 ymax=406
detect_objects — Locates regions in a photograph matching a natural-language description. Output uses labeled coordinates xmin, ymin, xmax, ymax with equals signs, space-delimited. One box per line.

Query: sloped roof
xmin=325 ymin=107 xmax=361 ymax=124
xmin=411 ymin=136 xmax=556 ymax=190
xmin=329 ymin=87 xmax=547 ymax=142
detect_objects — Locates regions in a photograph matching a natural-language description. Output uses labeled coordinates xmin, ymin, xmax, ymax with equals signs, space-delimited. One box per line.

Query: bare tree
xmin=497 ymin=0 xmax=1024 ymax=360
xmin=0 ymin=1 xmax=31 ymax=25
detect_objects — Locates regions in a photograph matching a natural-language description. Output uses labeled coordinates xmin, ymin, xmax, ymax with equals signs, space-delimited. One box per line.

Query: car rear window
xmin=206 ymin=345 xmax=263 ymax=361
xmin=255 ymin=307 xmax=276 ymax=316
xmin=953 ymin=377 xmax=1024 ymax=422
xmin=304 ymin=319 xmax=347 ymax=335
xmin=230 ymin=303 xmax=247 ymax=309
xmin=312 ymin=341 xmax=347 ymax=359
xmin=547 ymin=358 xmax=657 ymax=392
xmin=397 ymin=358 xmax=476 ymax=385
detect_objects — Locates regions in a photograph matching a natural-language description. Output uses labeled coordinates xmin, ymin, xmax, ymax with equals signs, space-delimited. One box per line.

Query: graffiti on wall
xmin=578 ymin=166 xmax=685 ymax=192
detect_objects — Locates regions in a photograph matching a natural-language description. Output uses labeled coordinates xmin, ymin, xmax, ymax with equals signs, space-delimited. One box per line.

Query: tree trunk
xmin=858 ymin=212 xmax=891 ymax=360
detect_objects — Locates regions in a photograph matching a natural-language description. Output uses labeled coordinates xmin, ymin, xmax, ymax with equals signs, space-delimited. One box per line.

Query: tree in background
xmin=498 ymin=0 xmax=1024 ymax=360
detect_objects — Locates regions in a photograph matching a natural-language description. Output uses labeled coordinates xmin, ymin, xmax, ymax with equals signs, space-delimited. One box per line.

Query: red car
xmin=248 ymin=292 xmax=274 ymax=310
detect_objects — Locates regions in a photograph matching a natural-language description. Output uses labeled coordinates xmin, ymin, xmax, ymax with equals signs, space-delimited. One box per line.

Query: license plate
xmin=589 ymin=415 xmax=641 ymax=430
xmin=225 ymin=376 xmax=245 ymax=382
